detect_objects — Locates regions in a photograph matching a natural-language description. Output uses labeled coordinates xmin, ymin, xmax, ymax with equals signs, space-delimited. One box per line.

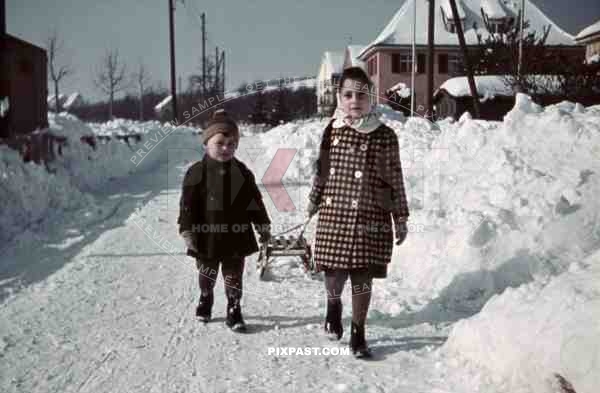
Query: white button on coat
xmin=354 ymin=170 xmax=363 ymax=179
xmin=360 ymin=144 xmax=368 ymax=151
xmin=351 ymin=200 xmax=358 ymax=208
xmin=325 ymin=197 xmax=332 ymax=206
xmin=329 ymin=168 xmax=335 ymax=175
xmin=332 ymin=138 xmax=340 ymax=146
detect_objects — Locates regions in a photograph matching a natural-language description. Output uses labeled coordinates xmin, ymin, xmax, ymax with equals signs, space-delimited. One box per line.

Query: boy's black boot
xmin=324 ymin=301 xmax=343 ymax=340
xmin=195 ymin=294 xmax=213 ymax=323
xmin=350 ymin=322 xmax=372 ymax=359
xmin=225 ymin=300 xmax=246 ymax=332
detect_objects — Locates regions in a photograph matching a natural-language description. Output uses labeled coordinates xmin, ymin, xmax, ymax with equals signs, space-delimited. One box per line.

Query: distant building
xmin=1 ymin=33 xmax=48 ymax=138
xmin=575 ymin=19 xmax=600 ymax=63
xmin=316 ymin=51 xmax=344 ymax=116
xmin=356 ymin=0 xmax=584 ymax=114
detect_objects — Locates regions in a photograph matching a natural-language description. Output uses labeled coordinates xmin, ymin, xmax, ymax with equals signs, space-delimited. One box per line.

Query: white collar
xmin=331 ymin=105 xmax=382 ymax=134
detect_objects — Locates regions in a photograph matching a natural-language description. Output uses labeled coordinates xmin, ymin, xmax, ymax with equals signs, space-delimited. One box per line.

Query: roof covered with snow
xmin=436 ymin=75 xmax=514 ymax=98
xmin=47 ymin=94 xmax=66 ymax=105
xmin=481 ymin=0 xmax=507 ymax=19
xmin=63 ymin=93 xmax=82 ymax=109
xmin=576 ymin=19 xmax=600 ymax=41
xmin=154 ymin=95 xmax=172 ymax=112
xmin=359 ymin=0 xmax=576 ymax=58
xmin=435 ymin=74 xmax=565 ymax=98
xmin=440 ymin=0 xmax=466 ymax=20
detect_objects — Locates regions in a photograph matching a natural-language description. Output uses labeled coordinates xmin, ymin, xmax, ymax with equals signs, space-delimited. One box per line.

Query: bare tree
xmin=132 ymin=62 xmax=151 ymax=121
xmin=46 ymin=30 xmax=74 ymax=113
xmin=94 ymin=49 xmax=129 ymax=119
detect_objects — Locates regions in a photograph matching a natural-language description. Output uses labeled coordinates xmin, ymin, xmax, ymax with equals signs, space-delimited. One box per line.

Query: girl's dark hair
xmin=337 ymin=66 xmax=373 ymax=93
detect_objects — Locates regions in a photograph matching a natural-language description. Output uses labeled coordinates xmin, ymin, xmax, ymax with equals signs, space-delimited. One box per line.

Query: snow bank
xmin=246 ymin=95 xmax=600 ymax=331
xmin=0 ymin=113 xmax=201 ymax=246
xmin=384 ymin=93 xmax=600 ymax=319
xmin=443 ymin=256 xmax=600 ymax=393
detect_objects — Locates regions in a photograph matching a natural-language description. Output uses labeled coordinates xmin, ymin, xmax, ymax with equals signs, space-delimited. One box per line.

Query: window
xmin=439 ymin=53 xmax=449 ymax=74
xmin=393 ymin=53 xmax=421 ymax=73
xmin=487 ymin=21 xmax=504 ymax=34
xmin=417 ymin=53 xmax=426 ymax=74
xmin=449 ymin=54 xmax=462 ymax=75
xmin=400 ymin=54 xmax=412 ymax=73
xmin=392 ymin=53 xmax=401 ymax=73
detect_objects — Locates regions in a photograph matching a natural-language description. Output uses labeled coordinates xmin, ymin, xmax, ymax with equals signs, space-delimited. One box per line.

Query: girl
xmin=307 ymin=67 xmax=410 ymax=357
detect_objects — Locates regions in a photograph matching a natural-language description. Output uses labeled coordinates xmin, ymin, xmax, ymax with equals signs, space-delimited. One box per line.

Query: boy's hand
xmin=181 ymin=230 xmax=198 ymax=252
xmin=394 ymin=221 xmax=408 ymax=246
xmin=259 ymin=231 xmax=271 ymax=244
xmin=258 ymin=225 xmax=272 ymax=244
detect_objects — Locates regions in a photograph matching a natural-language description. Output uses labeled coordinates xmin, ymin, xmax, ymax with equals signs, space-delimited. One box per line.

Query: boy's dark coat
xmin=178 ymin=156 xmax=270 ymax=259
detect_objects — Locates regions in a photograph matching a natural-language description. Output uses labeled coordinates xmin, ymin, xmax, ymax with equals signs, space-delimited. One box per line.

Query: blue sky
xmin=7 ymin=0 xmax=600 ymax=103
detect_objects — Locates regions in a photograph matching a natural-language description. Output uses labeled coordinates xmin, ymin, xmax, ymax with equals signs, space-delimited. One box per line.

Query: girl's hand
xmin=394 ymin=222 xmax=408 ymax=246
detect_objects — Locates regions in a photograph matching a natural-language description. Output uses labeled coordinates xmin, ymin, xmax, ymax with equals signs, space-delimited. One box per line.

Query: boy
xmin=178 ymin=109 xmax=271 ymax=332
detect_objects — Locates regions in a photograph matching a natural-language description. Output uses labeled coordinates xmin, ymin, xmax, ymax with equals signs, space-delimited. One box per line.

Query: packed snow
xmin=1 ymin=96 xmax=599 ymax=392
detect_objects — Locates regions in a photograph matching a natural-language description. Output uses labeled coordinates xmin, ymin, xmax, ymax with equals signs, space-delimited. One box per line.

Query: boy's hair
xmin=203 ymin=109 xmax=240 ymax=144
xmin=337 ymin=67 xmax=374 ymax=93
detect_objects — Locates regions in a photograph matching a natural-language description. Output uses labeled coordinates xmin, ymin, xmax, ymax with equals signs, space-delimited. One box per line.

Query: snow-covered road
xmin=0 ymin=135 xmax=456 ymax=393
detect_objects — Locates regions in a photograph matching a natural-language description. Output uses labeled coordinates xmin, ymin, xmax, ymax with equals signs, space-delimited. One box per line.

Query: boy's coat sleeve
xmin=177 ymin=163 xmax=203 ymax=233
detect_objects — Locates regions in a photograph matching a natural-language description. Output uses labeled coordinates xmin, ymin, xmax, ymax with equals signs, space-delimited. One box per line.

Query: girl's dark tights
xmin=324 ymin=269 xmax=372 ymax=326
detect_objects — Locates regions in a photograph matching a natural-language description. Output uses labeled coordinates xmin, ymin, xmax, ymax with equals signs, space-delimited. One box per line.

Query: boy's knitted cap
xmin=203 ymin=109 xmax=239 ymax=144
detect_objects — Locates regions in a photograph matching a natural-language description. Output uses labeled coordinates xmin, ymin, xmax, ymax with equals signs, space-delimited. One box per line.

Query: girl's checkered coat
xmin=309 ymin=123 xmax=409 ymax=275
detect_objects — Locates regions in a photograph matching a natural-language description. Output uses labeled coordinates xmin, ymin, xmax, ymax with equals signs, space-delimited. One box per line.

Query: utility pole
xmin=221 ymin=50 xmax=225 ymax=97
xmin=168 ymin=0 xmax=177 ymax=122
xmin=202 ymin=12 xmax=206 ymax=97
xmin=410 ymin=0 xmax=416 ymax=116
xmin=448 ymin=0 xmax=480 ymax=118
xmin=215 ymin=46 xmax=219 ymax=97
xmin=518 ymin=0 xmax=525 ymax=78
xmin=426 ymin=0 xmax=435 ymax=120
